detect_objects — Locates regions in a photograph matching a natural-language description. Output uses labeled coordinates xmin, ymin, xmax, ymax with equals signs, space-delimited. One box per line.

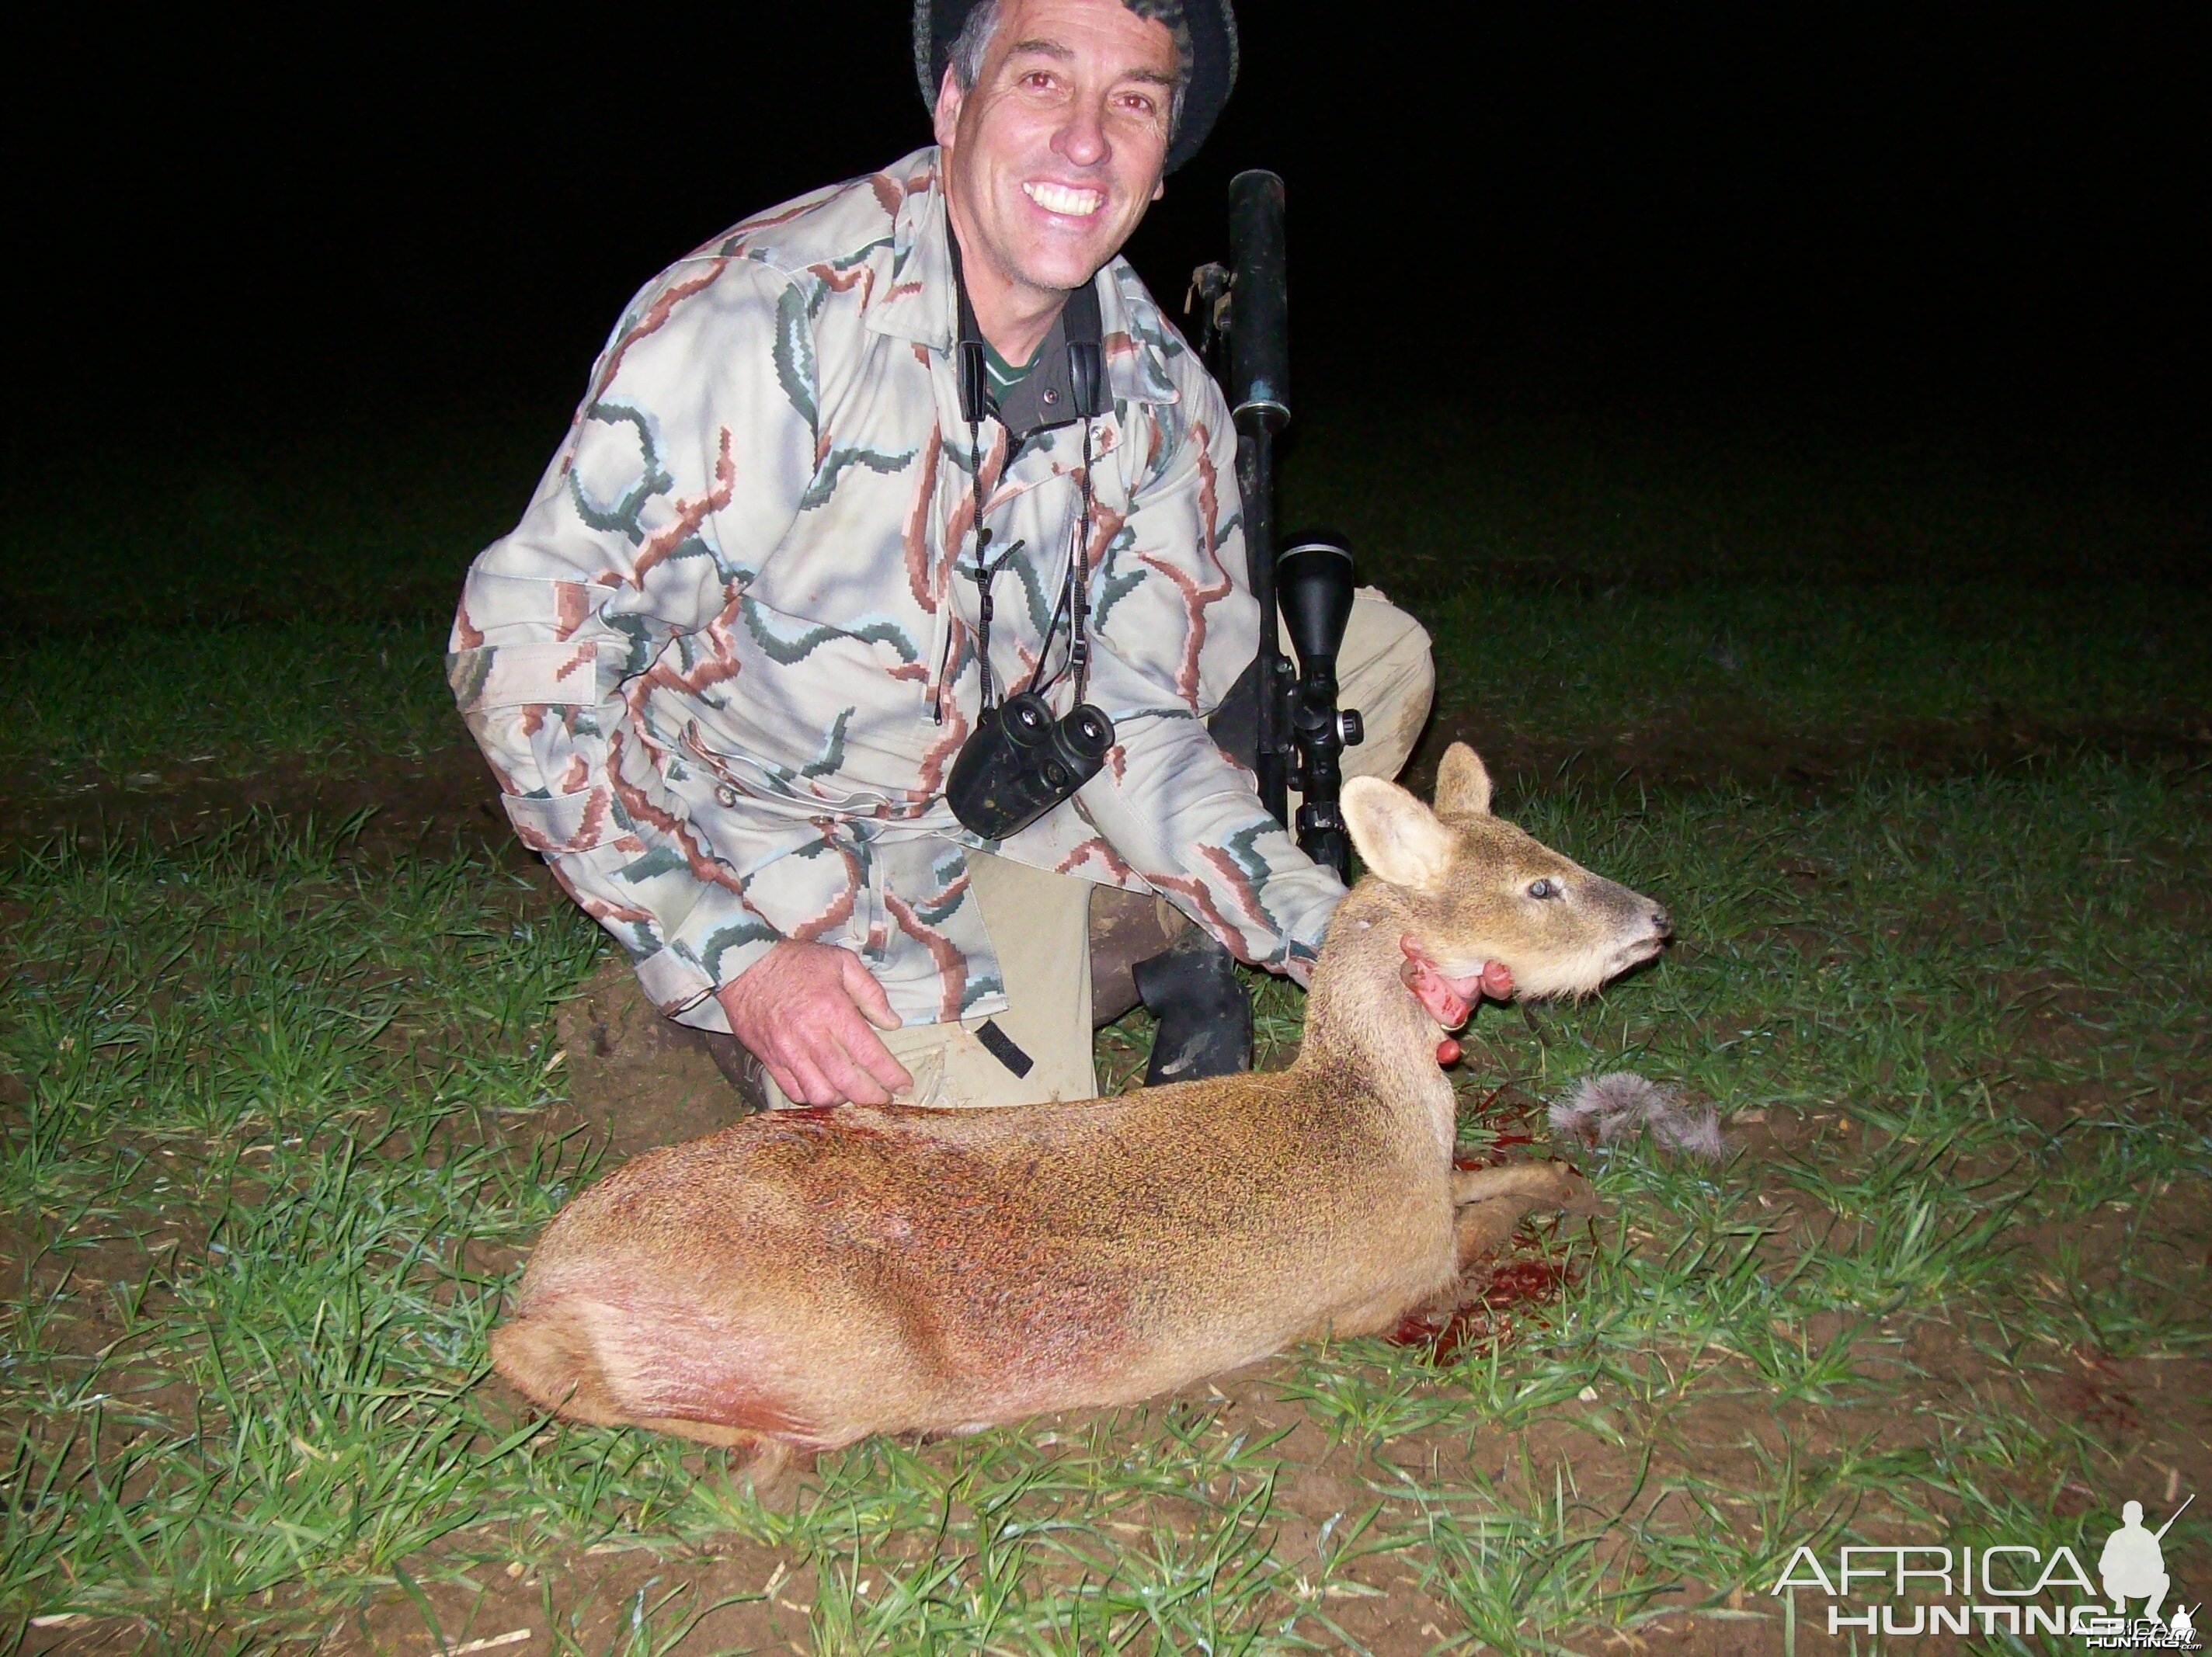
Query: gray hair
xmin=948 ymin=0 xmax=1190 ymax=141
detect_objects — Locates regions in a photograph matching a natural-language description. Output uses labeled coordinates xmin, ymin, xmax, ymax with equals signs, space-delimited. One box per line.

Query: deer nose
xmin=1650 ymin=907 xmax=1673 ymax=937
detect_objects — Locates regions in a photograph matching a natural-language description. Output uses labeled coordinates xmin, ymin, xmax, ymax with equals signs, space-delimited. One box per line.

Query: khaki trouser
xmin=759 ymin=587 xmax=1434 ymax=1109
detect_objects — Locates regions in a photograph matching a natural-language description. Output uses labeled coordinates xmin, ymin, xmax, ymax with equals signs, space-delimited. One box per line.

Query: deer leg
xmin=629 ymin=1413 xmax=764 ymax=1450
xmin=1451 ymin=1162 xmax=1596 ymax=1269
xmin=1452 ymin=1162 xmax=1591 ymax=1209
xmin=1456 ymin=1199 xmax=1529 ymax=1267
xmin=744 ymin=1437 xmax=817 ymax=1509
xmin=671 ymin=1430 xmax=816 ymax=1511
xmin=628 ymin=1419 xmax=815 ymax=1501
xmin=492 ymin=1305 xmax=631 ymax=1426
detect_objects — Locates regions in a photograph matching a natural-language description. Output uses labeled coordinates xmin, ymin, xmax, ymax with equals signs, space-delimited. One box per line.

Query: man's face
xmin=936 ymin=0 xmax=1179 ymax=307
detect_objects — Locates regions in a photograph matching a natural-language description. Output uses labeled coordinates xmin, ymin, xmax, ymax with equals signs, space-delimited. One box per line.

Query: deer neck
xmin=1298 ymin=881 xmax=1459 ymax=1152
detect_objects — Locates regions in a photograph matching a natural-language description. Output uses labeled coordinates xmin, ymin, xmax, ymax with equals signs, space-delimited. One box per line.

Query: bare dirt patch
xmin=0 ymin=744 xmax=516 ymax=867
xmin=543 ymin=958 xmax=750 ymax=1161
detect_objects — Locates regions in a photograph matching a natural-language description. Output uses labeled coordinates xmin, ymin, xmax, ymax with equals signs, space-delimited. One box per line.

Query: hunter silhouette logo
xmin=2100 ymin=1496 xmax=2191 ymax=1629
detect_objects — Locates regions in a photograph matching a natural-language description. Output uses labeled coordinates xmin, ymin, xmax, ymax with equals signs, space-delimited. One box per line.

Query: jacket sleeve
xmin=447 ymin=256 xmax=818 ymax=1016
xmin=1073 ymin=401 xmax=1345 ymax=978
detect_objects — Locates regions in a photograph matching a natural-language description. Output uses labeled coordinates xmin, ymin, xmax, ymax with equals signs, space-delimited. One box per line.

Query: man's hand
xmin=1399 ymin=936 xmax=1515 ymax=1030
xmin=716 ymin=942 xmax=913 ymax=1106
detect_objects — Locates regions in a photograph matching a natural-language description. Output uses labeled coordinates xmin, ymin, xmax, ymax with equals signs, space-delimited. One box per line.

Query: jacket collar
xmin=864 ymin=147 xmax=1179 ymax=408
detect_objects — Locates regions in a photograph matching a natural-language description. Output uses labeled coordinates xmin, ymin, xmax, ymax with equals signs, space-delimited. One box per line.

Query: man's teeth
xmin=1023 ymin=182 xmax=1103 ymax=217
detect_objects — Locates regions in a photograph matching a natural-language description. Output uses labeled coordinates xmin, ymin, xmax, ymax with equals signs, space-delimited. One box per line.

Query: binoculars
xmin=945 ymin=691 xmax=1114 ymax=842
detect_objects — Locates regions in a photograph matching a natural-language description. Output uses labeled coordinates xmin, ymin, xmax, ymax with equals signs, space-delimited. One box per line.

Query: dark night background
xmin=16 ymin=2 xmax=2208 ymax=575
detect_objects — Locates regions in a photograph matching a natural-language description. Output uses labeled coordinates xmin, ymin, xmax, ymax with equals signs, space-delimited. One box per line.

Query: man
xmin=448 ymin=0 xmax=1435 ymax=1110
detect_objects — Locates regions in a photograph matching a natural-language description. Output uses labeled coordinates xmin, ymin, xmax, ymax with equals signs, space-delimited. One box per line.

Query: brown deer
xmin=492 ymin=745 xmax=1670 ymax=1473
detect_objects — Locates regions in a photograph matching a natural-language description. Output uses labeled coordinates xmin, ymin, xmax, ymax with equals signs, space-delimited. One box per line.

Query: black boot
xmin=1132 ymin=930 xmax=1252 ymax=1086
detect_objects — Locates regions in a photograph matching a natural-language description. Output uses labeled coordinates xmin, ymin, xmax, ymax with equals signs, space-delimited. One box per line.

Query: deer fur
xmin=492 ymin=744 xmax=1670 ymax=1468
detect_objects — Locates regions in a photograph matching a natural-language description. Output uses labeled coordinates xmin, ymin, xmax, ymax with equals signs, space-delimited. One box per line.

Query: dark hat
xmin=913 ymin=0 xmax=1238 ymax=174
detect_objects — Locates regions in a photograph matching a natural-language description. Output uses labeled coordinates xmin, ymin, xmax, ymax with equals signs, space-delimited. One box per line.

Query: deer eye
xmin=1527 ymin=878 xmax=1560 ymax=900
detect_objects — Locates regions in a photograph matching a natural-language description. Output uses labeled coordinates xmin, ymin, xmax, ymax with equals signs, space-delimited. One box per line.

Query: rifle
xmin=1134 ymin=171 xmax=1368 ymax=1090
xmin=2155 ymin=1494 xmax=2194 ymax=1541
xmin=1193 ymin=171 xmax=1365 ymax=881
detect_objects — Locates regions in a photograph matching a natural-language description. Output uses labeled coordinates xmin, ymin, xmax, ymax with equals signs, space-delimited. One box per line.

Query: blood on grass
xmin=1451 ymin=1134 xmax=1536 ymax=1172
xmin=1388 ymin=1250 xmax=1577 ymax=1364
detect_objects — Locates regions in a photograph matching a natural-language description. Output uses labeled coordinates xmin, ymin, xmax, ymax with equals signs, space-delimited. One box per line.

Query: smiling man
xmin=448 ymin=0 xmax=1436 ymax=1113
xmin=937 ymin=0 xmax=1181 ymax=361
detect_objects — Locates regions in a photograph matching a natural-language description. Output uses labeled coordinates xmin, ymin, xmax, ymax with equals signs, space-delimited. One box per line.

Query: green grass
xmin=1 ymin=398 xmax=539 ymax=781
xmin=11 ymin=584 xmax=2208 ymax=787
xmin=1278 ymin=394 xmax=2208 ymax=593
xmin=2 ymin=394 xmax=2208 ymax=1649
xmin=11 ymin=620 xmax=461 ymax=784
xmin=4 ymin=752 xmax=2206 ymax=1650
xmin=5 ymin=393 xmax=2206 ymax=783
xmin=1426 ymin=580 xmax=2212 ymax=745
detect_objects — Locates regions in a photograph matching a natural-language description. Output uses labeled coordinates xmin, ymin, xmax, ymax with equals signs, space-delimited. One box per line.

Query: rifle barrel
xmin=1227 ymin=169 xmax=1291 ymax=823
xmin=1227 ymin=172 xmax=1289 ymax=429
xmin=2155 ymin=1492 xmax=2194 ymax=1541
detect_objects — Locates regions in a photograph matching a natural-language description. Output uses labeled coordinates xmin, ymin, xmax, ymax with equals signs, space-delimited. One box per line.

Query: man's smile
xmin=1021 ymin=180 xmax=1105 ymax=217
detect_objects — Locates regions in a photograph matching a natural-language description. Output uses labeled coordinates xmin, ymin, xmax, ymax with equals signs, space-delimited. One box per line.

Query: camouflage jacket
xmin=448 ymin=147 xmax=1344 ymax=1032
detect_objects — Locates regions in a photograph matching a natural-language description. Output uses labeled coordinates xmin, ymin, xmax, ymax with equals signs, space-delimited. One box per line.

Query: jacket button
xmin=715 ymin=784 xmax=738 ymax=807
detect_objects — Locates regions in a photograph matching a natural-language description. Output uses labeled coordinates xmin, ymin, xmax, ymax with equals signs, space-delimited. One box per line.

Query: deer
xmin=492 ymin=744 xmax=1671 ymax=1479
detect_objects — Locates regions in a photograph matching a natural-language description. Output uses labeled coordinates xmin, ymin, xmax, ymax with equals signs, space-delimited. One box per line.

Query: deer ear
xmin=1434 ymin=743 xmax=1494 ymax=817
xmin=1342 ymin=776 xmax=1457 ymax=890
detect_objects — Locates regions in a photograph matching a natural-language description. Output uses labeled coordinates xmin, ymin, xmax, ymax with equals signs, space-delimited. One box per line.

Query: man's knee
xmin=1335 ymin=588 xmax=1435 ymax=782
xmin=919 ymin=853 xmax=1097 ymax=1105
xmin=1089 ymin=887 xmax=1188 ymax=1025
xmin=1205 ymin=586 xmax=1434 ymax=786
